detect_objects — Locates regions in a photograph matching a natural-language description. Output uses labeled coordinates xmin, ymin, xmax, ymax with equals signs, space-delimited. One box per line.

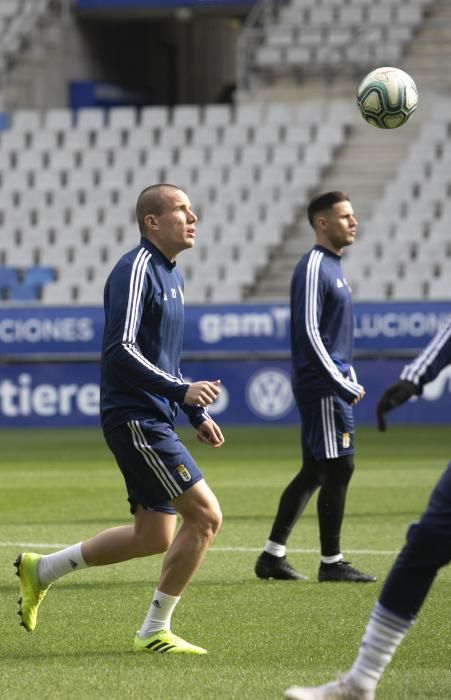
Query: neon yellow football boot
xmin=133 ymin=629 xmax=207 ymax=655
xmin=14 ymin=553 xmax=50 ymax=632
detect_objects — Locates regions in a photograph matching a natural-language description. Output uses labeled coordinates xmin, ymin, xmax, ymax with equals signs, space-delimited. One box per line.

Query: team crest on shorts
xmin=176 ymin=463 xmax=192 ymax=482
xmin=342 ymin=433 xmax=350 ymax=449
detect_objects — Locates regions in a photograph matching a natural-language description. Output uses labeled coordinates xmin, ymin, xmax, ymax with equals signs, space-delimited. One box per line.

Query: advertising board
xmin=1 ymin=359 xmax=450 ymax=427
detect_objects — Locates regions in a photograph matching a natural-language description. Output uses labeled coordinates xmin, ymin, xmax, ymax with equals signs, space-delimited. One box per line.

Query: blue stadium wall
xmin=1 ymin=302 xmax=450 ymax=427
xmin=76 ymin=0 xmax=254 ymax=8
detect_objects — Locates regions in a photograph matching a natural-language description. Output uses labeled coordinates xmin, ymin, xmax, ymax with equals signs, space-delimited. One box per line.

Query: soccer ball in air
xmin=356 ymin=66 xmax=418 ymax=129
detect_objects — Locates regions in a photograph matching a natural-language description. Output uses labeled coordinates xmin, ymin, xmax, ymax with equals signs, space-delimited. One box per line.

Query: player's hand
xmin=196 ymin=419 xmax=225 ymax=448
xmin=184 ymin=379 xmax=221 ymax=407
xmin=376 ymin=379 xmax=418 ymax=431
xmin=350 ymin=384 xmax=366 ymax=405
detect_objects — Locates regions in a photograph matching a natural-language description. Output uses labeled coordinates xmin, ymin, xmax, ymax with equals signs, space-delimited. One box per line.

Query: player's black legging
xmin=269 ymin=455 xmax=355 ymax=556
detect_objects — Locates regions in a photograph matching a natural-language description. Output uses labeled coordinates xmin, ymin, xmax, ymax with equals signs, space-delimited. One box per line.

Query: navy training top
xmin=100 ymin=237 xmax=208 ymax=433
xmin=290 ymin=244 xmax=362 ymax=404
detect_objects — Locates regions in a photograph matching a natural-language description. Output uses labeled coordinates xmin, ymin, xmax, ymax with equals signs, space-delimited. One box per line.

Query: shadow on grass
xmin=1 ymin=518 xmax=129 ymax=527
xmin=1 ymin=576 xmax=325 ymax=596
xmin=0 ymin=579 xmax=153 ymax=594
xmin=3 ymin=509 xmax=422 ymax=527
xmin=1 ymin=650 xmax=136 ymax=661
xmin=224 ymin=510 xmax=420 ymax=521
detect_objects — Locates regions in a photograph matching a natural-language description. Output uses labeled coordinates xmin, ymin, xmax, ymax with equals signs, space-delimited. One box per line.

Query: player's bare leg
xmin=134 ymin=479 xmax=222 ymax=654
xmin=81 ymin=506 xmax=177 ymax=564
xmin=15 ymin=507 xmax=177 ymax=632
xmin=158 ymin=479 xmax=222 ymax=596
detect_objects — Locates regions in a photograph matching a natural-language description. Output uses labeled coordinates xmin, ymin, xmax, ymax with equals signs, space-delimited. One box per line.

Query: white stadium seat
xmin=235 ymin=103 xmax=266 ymax=125
xmin=172 ymin=105 xmax=202 ymax=127
xmin=108 ymin=107 xmax=138 ymax=129
xmin=76 ymin=108 xmax=107 ymax=130
xmin=140 ymin=106 xmax=170 ymax=128
xmin=203 ymin=104 xmax=233 ymax=126
xmin=42 ymin=109 xmax=74 ymax=131
xmin=2 ymin=81 xmax=450 ymax=305
xmin=158 ymin=125 xmax=190 ymax=148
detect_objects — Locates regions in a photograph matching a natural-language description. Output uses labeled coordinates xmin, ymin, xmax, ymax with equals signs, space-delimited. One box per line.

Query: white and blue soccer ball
xmin=356 ymin=66 xmax=418 ymax=129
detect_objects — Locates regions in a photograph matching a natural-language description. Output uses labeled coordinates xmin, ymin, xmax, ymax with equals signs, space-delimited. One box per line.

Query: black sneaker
xmin=255 ymin=552 xmax=308 ymax=580
xmin=318 ymin=560 xmax=377 ymax=583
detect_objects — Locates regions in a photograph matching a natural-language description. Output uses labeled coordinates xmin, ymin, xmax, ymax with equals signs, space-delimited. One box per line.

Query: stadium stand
xmin=0 ymin=98 xmax=355 ymax=303
xmin=0 ymin=0 xmax=450 ymax=305
xmin=1 ymin=90 xmax=451 ymax=304
xmin=250 ymin=0 xmax=434 ymax=85
xmin=0 ymin=1 xmax=58 ymax=86
xmin=342 ymin=101 xmax=451 ymax=301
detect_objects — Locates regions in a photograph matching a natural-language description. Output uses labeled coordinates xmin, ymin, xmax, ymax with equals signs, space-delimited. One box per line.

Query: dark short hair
xmin=135 ymin=183 xmax=182 ymax=234
xmin=307 ymin=191 xmax=350 ymax=227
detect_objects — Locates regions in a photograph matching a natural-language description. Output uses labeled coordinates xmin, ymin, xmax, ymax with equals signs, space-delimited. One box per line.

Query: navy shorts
xmin=104 ymin=418 xmax=204 ymax=515
xmin=296 ymin=394 xmax=355 ymax=461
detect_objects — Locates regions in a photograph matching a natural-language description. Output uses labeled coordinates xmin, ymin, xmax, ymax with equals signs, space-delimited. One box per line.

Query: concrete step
xmin=321 ymin=167 xmax=397 ymax=180
xmin=255 ymin=279 xmax=291 ymax=294
xmin=272 ymin=259 xmax=300 ymax=274
xmin=246 ymin=0 xmax=451 ymax=301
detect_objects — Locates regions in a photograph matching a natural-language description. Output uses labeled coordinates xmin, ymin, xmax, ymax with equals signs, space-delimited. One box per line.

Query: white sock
xmin=263 ymin=540 xmax=286 ymax=557
xmin=38 ymin=543 xmax=87 ymax=586
xmin=348 ymin=602 xmax=413 ymax=691
xmin=320 ymin=554 xmax=343 ymax=564
xmin=138 ymin=588 xmax=181 ymax=639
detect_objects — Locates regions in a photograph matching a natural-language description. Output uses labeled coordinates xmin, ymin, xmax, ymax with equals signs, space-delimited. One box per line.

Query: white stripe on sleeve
xmin=305 ymin=251 xmax=361 ymax=397
xmin=401 ymin=317 xmax=451 ymax=384
xmin=121 ymin=248 xmax=185 ymax=388
xmin=122 ymin=248 xmax=151 ymax=344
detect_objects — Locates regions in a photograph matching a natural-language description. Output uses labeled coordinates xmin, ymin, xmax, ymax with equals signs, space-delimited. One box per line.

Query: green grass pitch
xmin=1 ymin=425 xmax=450 ymax=699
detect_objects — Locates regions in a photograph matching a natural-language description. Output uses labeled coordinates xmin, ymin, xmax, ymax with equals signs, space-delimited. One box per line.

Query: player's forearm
xmin=106 ymin=343 xmax=189 ymax=403
xmin=401 ymin=321 xmax=451 ymax=388
xmin=303 ymin=344 xmax=362 ymax=403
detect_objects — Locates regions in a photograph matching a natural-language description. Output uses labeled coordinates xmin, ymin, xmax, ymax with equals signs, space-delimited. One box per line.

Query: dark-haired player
xmin=255 ymin=191 xmax=375 ymax=584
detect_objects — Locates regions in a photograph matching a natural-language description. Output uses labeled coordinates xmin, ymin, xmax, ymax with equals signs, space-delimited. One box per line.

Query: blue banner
xmin=1 ymin=359 xmax=450 ymax=427
xmin=1 ymin=303 xmax=449 ymax=357
xmin=353 ymin=302 xmax=451 ymax=352
xmin=183 ymin=304 xmax=291 ymax=353
xmin=0 ymin=306 xmax=104 ymax=356
xmin=0 ymin=363 xmax=101 ymax=427
xmin=70 ymin=81 xmax=148 ymax=110
xmin=76 ymin=0 xmax=254 ymax=9
xmin=185 ymin=302 xmax=451 ymax=354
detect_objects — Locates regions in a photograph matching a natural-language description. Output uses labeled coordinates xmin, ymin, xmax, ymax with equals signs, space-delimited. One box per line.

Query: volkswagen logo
xmin=246 ymin=368 xmax=294 ymax=419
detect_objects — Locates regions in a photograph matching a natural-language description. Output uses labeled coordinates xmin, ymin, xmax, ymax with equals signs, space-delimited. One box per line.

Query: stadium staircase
xmin=245 ymin=0 xmax=451 ymax=302
xmin=403 ymin=0 xmax=451 ymax=91
xmin=245 ymin=112 xmax=421 ymax=301
xmin=0 ymin=0 xmax=69 ymax=111
xmin=236 ymin=0 xmax=434 ymax=99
